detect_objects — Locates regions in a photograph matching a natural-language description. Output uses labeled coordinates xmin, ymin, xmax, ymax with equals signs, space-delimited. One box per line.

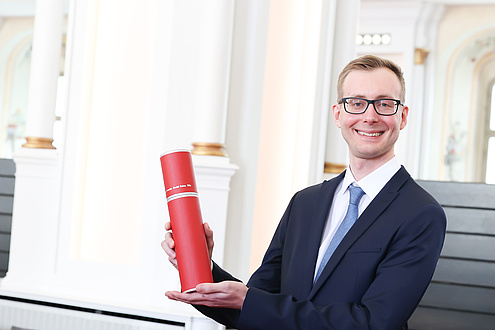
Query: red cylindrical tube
xmin=160 ymin=150 xmax=213 ymax=292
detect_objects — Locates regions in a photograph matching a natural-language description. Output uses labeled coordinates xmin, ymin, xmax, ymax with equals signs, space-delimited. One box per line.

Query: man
xmin=162 ymin=55 xmax=446 ymax=329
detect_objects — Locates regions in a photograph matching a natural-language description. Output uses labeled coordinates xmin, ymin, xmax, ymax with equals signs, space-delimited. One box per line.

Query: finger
xmin=204 ymin=222 xmax=214 ymax=257
xmin=160 ymin=238 xmax=176 ymax=256
xmin=195 ymin=282 xmax=232 ymax=294
xmin=195 ymin=283 xmax=216 ymax=294
xmin=164 ymin=231 xmax=175 ymax=249
xmin=204 ymin=222 xmax=213 ymax=240
xmin=165 ymin=291 xmax=208 ymax=304
xmin=165 ymin=291 xmax=191 ymax=303
xmin=169 ymin=257 xmax=178 ymax=269
xmin=160 ymin=239 xmax=178 ymax=269
xmin=162 ymin=223 xmax=179 ymax=269
xmin=168 ymin=257 xmax=178 ymax=269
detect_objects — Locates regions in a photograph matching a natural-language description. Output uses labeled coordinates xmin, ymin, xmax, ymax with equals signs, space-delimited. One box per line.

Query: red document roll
xmin=160 ymin=150 xmax=213 ymax=292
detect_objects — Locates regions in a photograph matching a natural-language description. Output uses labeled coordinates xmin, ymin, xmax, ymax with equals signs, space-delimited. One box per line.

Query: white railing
xmin=0 ymin=297 xmax=185 ymax=330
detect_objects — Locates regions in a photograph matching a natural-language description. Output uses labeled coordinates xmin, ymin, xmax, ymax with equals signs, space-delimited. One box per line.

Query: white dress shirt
xmin=314 ymin=157 xmax=402 ymax=279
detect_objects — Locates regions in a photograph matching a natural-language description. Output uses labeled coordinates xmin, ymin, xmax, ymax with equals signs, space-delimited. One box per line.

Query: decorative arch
xmin=478 ymin=74 xmax=495 ymax=183
xmin=0 ymin=27 xmax=33 ymax=158
xmin=432 ymin=26 xmax=495 ymax=182
xmin=472 ymin=53 xmax=495 ymax=182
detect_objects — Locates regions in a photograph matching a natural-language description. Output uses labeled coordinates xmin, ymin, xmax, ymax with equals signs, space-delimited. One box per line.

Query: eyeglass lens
xmin=344 ymin=98 xmax=398 ymax=115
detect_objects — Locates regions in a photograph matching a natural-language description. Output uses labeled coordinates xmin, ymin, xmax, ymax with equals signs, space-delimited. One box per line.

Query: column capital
xmin=191 ymin=142 xmax=227 ymax=157
xmin=22 ymin=137 xmax=56 ymax=149
xmin=324 ymin=162 xmax=347 ymax=174
xmin=415 ymin=48 xmax=430 ymax=65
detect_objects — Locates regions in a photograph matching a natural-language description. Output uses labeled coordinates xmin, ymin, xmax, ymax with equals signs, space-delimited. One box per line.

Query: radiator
xmin=0 ymin=297 xmax=184 ymax=330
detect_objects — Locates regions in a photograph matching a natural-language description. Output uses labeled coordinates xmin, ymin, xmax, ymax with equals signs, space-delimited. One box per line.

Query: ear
xmin=399 ymin=105 xmax=409 ymax=130
xmin=332 ymin=103 xmax=342 ymax=128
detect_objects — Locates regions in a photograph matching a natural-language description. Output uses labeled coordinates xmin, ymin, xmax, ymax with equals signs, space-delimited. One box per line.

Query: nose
xmin=362 ymin=104 xmax=380 ymax=123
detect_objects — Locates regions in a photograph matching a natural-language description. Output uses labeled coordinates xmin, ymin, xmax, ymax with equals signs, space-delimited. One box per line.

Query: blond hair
xmin=336 ymin=55 xmax=406 ymax=101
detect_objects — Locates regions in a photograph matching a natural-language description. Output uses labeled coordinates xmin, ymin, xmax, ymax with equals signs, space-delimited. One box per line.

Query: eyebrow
xmin=351 ymin=94 xmax=395 ymax=99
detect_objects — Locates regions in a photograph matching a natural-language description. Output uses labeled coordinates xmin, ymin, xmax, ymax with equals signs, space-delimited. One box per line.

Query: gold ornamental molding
xmin=414 ymin=48 xmax=430 ymax=65
xmin=22 ymin=137 xmax=56 ymax=149
xmin=324 ymin=162 xmax=347 ymax=174
xmin=191 ymin=142 xmax=227 ymax=157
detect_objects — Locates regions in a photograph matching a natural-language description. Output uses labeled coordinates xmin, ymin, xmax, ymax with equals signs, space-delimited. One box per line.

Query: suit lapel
xmin=308 ymin=167 xmax=410 ymax=299
xmin=300 ymin=172 xmax=345 ymax=297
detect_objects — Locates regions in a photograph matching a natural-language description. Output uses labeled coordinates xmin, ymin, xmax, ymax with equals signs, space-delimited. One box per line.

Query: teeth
xmin=358 ymin=131 xmax=382 ymax=137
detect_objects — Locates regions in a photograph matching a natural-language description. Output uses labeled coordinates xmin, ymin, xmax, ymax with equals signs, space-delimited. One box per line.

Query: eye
xmin=377 ymin=100 xmax=393 ymax=107
xmin=348 ymin=99 xmax=364 ymax=107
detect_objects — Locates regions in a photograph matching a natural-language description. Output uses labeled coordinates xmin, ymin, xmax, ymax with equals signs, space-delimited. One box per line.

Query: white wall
xmin=222 ymin=0 xmax=270 ymax=281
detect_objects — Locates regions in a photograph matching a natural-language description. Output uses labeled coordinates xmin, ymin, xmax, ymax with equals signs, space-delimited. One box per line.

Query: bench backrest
xmin=0 ymin=158 xmax=15 ymax=278
xmin=409 ymin=180 xmax=495 ymax=330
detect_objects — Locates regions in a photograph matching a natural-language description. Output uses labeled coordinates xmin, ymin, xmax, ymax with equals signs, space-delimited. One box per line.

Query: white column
xmin=250 ymin=0 xmax=329 ymax=270
xmin=324 ymin=0 xmax=360 ymax=175
xmin=415 ymin=4 xmax=445 ymax=180
xmin=2 ymin=148 xmax=60 ymax=291
xmin=22 ymin=0 xmax=65 ymax=149
xmin=191 ymin=0 xmax=234 ymax=157
xmin=193 ymin=155 xmax=238 ymax=267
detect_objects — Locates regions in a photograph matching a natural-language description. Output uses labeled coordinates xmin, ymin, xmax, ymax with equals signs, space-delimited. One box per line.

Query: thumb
xmin=196 ymin=283 xmax=214 ymax=294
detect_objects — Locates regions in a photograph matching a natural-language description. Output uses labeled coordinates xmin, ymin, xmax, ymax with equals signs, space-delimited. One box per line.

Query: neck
xmin=349 ymin=154 xmax=394 ymax=181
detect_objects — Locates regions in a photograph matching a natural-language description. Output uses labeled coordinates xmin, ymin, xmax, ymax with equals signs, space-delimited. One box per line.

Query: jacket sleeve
xmin=237 ymin=202 xmax=446 ymax=330
xmin=193 ymin=261 xmax=242 ymax=328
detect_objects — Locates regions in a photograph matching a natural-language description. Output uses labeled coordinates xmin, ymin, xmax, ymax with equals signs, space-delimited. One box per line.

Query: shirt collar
xmin=341 ymin=157 xmax=401 ymax=200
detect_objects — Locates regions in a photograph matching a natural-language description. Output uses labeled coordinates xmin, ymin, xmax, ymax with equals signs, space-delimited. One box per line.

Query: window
xmin=485 ymin=84 xmax=495 ymax=184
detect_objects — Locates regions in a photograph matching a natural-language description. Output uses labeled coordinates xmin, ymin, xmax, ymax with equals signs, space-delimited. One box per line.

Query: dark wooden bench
xmin=408 ymin=180 xmax=495 ymax=330
xmin=0 ymin=158 xmax=15 ymax=278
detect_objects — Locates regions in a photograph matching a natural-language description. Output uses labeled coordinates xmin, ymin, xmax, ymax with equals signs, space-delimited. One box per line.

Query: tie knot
xmin=348 ymin=184 xmax=365 ymax=206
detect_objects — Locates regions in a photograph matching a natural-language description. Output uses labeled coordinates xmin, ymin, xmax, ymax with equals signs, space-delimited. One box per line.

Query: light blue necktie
xmin=314 ymin=184 xmax=365 ymax=283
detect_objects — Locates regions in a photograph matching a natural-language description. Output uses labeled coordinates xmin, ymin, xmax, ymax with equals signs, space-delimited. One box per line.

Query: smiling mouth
xmin=357 ymin=130 xmax=383 ymax=137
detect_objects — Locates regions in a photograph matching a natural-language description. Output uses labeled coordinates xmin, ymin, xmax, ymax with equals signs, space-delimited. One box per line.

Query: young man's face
xmin=332 ymin=68 xmax=409 ymax=165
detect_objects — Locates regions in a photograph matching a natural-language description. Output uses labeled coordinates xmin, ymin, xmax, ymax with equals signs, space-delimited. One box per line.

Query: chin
xmin=354 ymin=148 xmax=391 ymax=161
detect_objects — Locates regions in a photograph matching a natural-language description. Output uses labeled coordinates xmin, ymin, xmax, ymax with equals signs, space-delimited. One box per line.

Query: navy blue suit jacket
xmin=196 ymin=167 xmax=446 ymax=329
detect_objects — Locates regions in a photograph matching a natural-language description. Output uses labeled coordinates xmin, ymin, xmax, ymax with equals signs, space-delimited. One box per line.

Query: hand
xmin=161 ymin=221 xmax=214 ymax=269
xmin=165 ymin=281 xmax=248 ymax=310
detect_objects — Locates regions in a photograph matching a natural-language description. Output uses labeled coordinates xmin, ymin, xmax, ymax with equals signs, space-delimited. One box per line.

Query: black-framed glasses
xmin=338 ymin=97 xmax=404 ymax=116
